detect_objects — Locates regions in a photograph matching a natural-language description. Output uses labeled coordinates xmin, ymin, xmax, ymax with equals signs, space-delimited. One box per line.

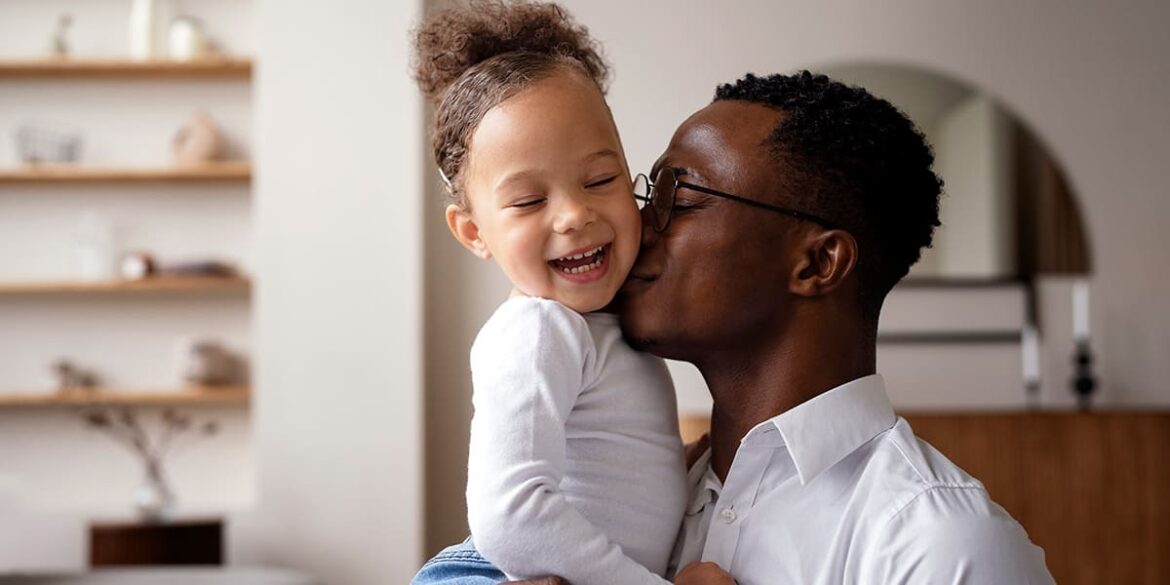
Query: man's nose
xmin=553 ymin=192 xmax=596 ymax=233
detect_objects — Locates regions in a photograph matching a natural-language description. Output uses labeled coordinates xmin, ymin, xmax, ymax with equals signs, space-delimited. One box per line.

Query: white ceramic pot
xmin=168 ymin=17 xmax=208 ymax=61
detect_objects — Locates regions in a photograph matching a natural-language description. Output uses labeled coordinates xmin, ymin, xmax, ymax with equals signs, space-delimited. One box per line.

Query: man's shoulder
xmin=847 ymin=419 xmax=1053 ymax=582
xmin=850 ymin=417 xmax=994 ymax=524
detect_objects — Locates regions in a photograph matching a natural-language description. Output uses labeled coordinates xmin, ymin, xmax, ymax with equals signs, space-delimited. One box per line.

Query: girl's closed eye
xmin=585 ymin=175 xmax=619 ymax=190
xmin=509 ymin=196 xmax=546 ymax=209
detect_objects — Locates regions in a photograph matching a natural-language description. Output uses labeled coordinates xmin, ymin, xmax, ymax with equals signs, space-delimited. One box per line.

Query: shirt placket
xmin=700 ymin=439 xmax=774 ymax=572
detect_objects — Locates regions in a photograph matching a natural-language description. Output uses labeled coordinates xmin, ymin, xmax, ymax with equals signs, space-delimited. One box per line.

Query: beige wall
xmin=424 ymin=0 xmax=1170 ymax=554
xmin=244 ymin=0 xmax=424 ymax=582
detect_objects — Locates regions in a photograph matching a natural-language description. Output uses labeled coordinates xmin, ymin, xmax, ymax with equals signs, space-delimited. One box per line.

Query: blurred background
xmin=0 ymin=0 xmax=1166 ymax=583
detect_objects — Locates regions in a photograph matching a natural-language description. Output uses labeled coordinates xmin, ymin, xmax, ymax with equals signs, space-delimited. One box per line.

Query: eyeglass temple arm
xmin=677 ymin=180 xmax=838 ymax=229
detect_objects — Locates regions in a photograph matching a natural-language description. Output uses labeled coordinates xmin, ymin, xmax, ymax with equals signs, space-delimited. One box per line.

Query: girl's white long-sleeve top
xmin=466 ymin=297 xmax=688 ymax=585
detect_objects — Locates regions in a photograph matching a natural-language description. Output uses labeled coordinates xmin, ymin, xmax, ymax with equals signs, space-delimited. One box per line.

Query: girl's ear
xmin=446 ymin=204 xmax=492 ymax=260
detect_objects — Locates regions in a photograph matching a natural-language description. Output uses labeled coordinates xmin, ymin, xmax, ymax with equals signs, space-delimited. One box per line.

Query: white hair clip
xmin=437 ymin=167 xmax=454 ymax=192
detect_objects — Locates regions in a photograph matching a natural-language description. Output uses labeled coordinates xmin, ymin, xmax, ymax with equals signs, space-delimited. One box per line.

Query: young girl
xmin=410 ymin=2 xmax=689 ymax=584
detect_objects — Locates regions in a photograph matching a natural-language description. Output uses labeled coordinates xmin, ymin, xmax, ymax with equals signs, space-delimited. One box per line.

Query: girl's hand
xmin=673 ymin=562 xmax=736 ymax=585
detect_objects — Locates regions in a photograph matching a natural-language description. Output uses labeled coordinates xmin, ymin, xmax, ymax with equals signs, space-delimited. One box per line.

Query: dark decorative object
xmin=51 ymin=14 xmax=73 ymax=57
xmin=176 ymin=339 xmax=243 ymax=386
xmin=119 ymin=252 xmax=158 ymax=280
xmin=51 ymin=358 xmax=100 ymax=392
xmin=82 ymin=407 xmax=219 ymax=522
xmin=161 ymin=259 xmax=239 ymax=278
xmin=90 ymin=519 xmax=223 ymax=566
xmin=1071 ymin=339 xmax=1097 ymax=410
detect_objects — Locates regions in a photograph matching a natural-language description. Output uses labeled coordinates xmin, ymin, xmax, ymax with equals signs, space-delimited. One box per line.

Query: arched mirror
xmin=822 ymin=62 xmax=1091 ymax=281
xmin=820 ymin=62 xmax=1096 ymax=407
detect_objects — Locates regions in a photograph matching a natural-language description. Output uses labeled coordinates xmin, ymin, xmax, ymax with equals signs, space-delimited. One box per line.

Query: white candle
xmin=1021 ymin=323 xmax=1040 ymax=385
xmin=1072 ymin=280 xmax=1090 ymax=341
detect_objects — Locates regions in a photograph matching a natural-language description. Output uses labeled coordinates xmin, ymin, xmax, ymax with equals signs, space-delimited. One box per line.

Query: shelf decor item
xmin=51 ymin=358 xmax=101 ymax=393
xmin=172 ymin=112 xmax=224 ymax=165
xmin=168 ymin=16 xmax=210 ymax=61
xmin=128 ymin=0 xmax=159 ymax=60
xmin=1070 ymin=280 xmax=1098 ymax=409
xmin=74 ymin=211 xmax=118 ymax=281
xmin=83 ymin=407 xmax=219 ymax=522
xmin=119 ymin=252 xmax=158 ymax=280
xmin=50 ymin=14 xmax=73 ymax=58
xmin=14 ymin=122 xmax=83 ymax=164
xmin=175 ymin=339 xmax=240 ymax=386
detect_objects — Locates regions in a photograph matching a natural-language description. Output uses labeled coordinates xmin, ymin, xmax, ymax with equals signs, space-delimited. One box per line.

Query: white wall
xmin=245 ymin=0 xmax=424 ymax=582
xmin=424 ymin=0 xmax=1170 ymax=551
xmin=0 ymin=0 xmax=255 ymax=570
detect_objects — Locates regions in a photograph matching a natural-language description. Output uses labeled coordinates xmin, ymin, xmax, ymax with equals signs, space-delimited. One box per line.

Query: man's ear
xmin=446 ymin=204 xmax=492 ymax=260
xmin=789 ymin=230 xmax=858 ymax=297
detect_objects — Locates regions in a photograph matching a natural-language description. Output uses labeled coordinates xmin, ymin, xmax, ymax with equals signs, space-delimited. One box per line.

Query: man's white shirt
xmin=668 ymin=375 xmax=1055 ymax=585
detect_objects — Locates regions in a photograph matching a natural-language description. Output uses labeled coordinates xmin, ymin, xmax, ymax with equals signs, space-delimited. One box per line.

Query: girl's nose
xmin=553 ymin=193 xmax=596 ymax=233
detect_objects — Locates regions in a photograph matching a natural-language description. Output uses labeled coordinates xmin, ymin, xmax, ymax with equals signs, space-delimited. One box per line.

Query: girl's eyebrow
xmin=494 ymin=169 xmax=542 ymax=192
xmin=582 ymin=148 xmax=621 ymax=163
xmin=496 ymin=149 xmax=622 ymax=191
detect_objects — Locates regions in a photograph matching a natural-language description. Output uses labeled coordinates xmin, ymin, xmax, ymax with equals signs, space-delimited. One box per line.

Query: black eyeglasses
xmin=633 ymin=167 xmax=839 ymax=233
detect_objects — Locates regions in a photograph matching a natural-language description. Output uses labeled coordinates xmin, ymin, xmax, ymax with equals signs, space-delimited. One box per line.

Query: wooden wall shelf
xmin=0 ymin=59 xmax=252 ymax=80
xmin=0 ymin=386 xmax=249 ymax=407
xmin=0 ymin=276 xmax=250 ymax=296
xmin=0 ymin=163 xmax=251 ymax=184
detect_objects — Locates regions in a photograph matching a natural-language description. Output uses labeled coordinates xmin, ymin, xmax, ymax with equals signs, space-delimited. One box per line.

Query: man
xmin=619 ymin=71 xmax=1054 ymax=584
xmin=416 ymin=70 xmax=1054 ymax=584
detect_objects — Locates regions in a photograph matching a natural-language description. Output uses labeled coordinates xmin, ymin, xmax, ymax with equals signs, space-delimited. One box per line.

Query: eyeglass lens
xmin=633 ymin=170 xmax=678 ymax=232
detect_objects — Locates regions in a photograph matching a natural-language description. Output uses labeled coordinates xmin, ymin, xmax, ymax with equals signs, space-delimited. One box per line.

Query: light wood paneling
xmin=678 ymin=410 xmax=1170 ymax=585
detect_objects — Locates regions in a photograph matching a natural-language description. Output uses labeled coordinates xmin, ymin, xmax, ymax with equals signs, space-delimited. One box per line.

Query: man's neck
xmin=697 ymin=319 xmax=876 ymax=482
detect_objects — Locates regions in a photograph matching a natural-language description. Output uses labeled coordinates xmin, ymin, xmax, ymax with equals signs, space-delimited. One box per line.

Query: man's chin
xmin=617 ymin=316 xmax=656 ymax=352
xmin=624 ymin=332 xmax=655 ymax=352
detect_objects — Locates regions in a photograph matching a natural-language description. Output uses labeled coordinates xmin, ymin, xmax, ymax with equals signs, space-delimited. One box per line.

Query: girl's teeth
xmin=561 ymin=255 xmax=604 ymax=274
xmin=563 ymin=246 xmax=603 ymax=262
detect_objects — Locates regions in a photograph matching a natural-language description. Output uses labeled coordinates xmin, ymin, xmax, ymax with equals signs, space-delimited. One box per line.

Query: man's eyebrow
xmin=673 ymin=166 xmax=704 ymax=182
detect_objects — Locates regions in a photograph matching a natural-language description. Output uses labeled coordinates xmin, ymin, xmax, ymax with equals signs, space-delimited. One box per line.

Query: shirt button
xmin=720 ymin=507 xmax=737 ymax=524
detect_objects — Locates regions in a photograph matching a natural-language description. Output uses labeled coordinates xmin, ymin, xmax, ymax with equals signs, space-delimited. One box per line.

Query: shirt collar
xmin=684 ymin=447 xmax=719 ymax=515
xmin=758 ymin=374 xmax=897 ymax=486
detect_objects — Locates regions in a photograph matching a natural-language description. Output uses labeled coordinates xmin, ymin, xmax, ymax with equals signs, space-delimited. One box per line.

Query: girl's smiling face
xmin=447 ymin=70 xmax=641 ymax=313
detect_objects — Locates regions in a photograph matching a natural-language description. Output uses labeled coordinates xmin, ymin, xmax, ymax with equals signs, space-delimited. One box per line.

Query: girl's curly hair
xmin=412 ymin=1 xmax=609 ymax=205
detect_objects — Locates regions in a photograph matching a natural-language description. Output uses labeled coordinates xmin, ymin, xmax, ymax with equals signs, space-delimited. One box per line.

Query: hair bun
xmin=412 ymin=0 xmax=608 ymax=103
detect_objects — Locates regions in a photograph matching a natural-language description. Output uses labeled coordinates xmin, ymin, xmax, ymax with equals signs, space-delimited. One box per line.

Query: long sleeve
xmin=466 ymin=298 xmax=670 ymax=585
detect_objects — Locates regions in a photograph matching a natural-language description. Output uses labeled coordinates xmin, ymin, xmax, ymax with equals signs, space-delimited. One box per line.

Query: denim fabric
xmin=411 ymin=537 xmax=506 ymax=585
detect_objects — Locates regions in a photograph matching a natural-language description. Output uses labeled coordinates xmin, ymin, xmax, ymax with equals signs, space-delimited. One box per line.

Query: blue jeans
xmin=411 ymin=537 xmax=506 ymax=585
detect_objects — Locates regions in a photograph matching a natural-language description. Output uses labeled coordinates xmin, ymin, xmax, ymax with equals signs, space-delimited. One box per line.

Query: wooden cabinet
xmin=680 ymin=410 xmax=1170 ymax=585
xmin=90 ymin=519 xmax=223 ymax=566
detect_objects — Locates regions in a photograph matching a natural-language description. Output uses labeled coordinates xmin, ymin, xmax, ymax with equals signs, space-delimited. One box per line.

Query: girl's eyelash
xmin=586 ymin=176 xmax=618 ymax=189
xmin=511 ymin=198 xmax=545 ymax=208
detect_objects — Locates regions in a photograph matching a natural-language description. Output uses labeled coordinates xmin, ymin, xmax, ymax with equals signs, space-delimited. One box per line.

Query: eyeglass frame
xmin=633 ymin=167 xmax=841 ymax=233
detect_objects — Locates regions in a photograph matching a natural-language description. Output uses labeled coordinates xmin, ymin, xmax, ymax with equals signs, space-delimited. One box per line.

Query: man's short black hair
xmin=715 ymin=70 xmax=943 ymax=319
